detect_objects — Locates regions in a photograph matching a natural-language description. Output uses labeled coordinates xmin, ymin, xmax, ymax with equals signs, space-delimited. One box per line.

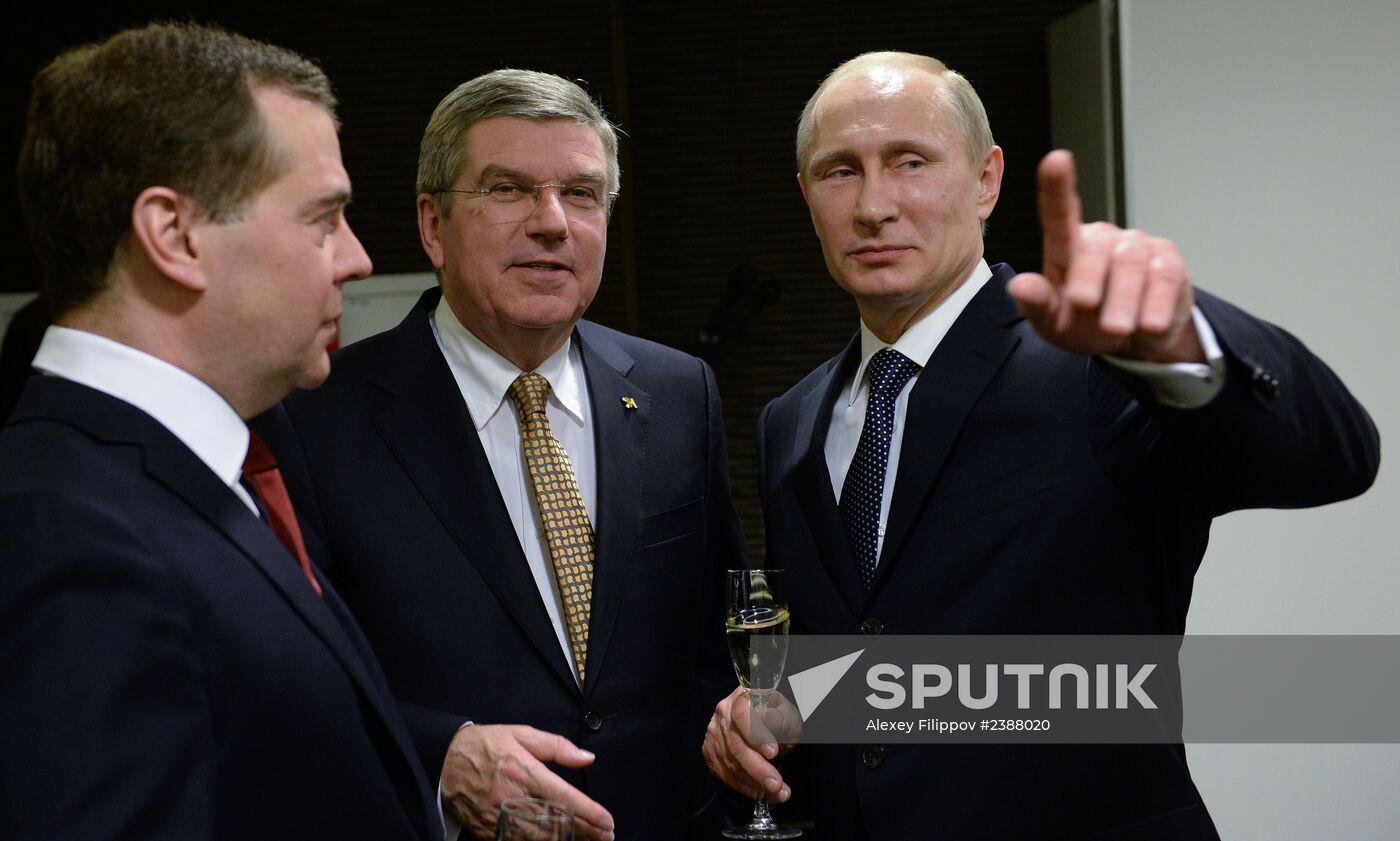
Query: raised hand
xmin=1007 ymin=150 xmax=1204 ymax=363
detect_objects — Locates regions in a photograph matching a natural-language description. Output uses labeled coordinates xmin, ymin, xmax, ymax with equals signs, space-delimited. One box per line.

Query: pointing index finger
xmin=1037 ymin=149 xmax=1082 ymax=284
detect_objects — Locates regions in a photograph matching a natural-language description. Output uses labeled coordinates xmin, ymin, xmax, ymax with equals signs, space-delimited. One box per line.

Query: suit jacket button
xmin=862 ymin=746 xmax=885 ymax=768
xmin=860 ymin=618 xmax=884 ymax=636
xmin=584 ymin=712 xmax=603 ymax=732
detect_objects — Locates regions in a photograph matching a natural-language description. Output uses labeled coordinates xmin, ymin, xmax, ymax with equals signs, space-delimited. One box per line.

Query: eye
xmin=896 ymin=158 xmax=926 ymax=171
xmin=316 ymin=208 xmax=344 ymax=237
xmin=487 ymin=182 xmax=526 ymax=200
xmin=825 ymin=167 xmax=857 ymax=180
xmin=561 ymin=184 xmax=603 ymax=209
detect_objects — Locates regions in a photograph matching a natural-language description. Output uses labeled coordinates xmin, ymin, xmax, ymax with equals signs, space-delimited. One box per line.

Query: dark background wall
xmin=6 ymin=0 xmax=1089 ymax=560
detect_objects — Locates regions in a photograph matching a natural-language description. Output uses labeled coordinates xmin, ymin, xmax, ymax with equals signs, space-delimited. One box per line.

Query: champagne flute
xmin=496 ymin=797 xmax=573 ymax=841
xmin=723 ymin=569 xmax=802 ymax=839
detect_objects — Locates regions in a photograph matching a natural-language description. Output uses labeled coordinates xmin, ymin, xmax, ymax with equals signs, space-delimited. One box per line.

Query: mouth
xmin=512 ymin=259 xmax=571 ymax=272
xmin=848 ymin=244 xmax=913 ymax=264
xmin=850 ymin=244 xmax=911 ymax=256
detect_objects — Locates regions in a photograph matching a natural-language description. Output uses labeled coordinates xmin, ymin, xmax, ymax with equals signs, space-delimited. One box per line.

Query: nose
xmin=853 ymin=171 xmax=899 ymax=230
xmin=336 ymin=220 xmax=374 ymax=284
xmin=523 ymin=187 xmax=570 ymax=241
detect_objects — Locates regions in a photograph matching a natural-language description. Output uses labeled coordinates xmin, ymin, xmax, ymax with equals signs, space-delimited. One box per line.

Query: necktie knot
xmin=867 ymin=348 xmax=920 ymax=398
xmin=242 ymin=430 xmax=278 ymax=475
xmin=508 ymin=372 xmax=552 ymax=419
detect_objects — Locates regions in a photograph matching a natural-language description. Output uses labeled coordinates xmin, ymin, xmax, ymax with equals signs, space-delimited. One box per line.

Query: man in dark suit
xmin=703 ymin=51 xmax=1380 ymax=840
xmin=0 ymin=23 xmax=440 ymax=840
xmin=275 ymin=70 xmax=745 ymax=840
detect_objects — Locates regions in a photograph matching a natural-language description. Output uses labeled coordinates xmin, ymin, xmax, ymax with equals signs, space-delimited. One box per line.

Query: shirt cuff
xmin=439 ymin=720 xmax=474 ymax=841
xmin=1102 ymin=306 xmax=1226 ymax=409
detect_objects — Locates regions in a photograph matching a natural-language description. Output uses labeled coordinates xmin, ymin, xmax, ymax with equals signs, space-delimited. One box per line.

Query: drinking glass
xmin=497 ymin=797 xmax=573 ymax=841
xmin=723 ymin=569 xmax=801 ymax=839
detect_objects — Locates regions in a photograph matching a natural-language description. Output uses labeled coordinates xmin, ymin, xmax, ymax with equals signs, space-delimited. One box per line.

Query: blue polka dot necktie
xmin=839 ymin=348 xmax=921 ymax=589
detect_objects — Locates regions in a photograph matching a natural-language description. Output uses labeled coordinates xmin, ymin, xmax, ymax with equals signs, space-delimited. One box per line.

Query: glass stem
xmin=749 ymin=691 xmax=778 ymax=829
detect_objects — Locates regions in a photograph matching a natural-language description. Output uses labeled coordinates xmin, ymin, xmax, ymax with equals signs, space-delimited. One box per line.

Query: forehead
xmin=810 ymin=66 xmax=963 ymax=157
xmin=254 ymin=87 xmax=348 ymax=197
xmin=460 ymin=116 xmax=606 ymax=178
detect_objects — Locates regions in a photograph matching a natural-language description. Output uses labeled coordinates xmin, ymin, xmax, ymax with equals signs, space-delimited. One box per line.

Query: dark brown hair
xmin=17 ymin=22 xmax=337 ymax=316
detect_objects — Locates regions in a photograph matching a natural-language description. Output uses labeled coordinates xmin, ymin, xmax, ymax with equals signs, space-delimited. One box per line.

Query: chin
xmin=293 ymin=356 xmax=332 ymax=391
xmin=508 ymin=298 xmax=585 ymax=331
xmin=838 ymin=274 xmax=925 ymax=303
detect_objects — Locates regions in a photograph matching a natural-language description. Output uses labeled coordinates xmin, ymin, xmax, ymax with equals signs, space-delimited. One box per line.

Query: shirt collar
xmin=431 ymin=294 xmax=586 ymax=429
xmin=847 ymin=259 xmax=993 ymax=405
xmin=30 ymin=326 xmax=250 ymax=486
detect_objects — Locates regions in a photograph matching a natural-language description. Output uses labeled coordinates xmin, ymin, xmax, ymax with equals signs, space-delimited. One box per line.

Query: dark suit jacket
xmin=0 ymin=377 xmax=441 ymax=840
xmin=276 ymin=288 xmax=746 ymax=839
xmin=758 ymin=264 xmax=1380 ymax=841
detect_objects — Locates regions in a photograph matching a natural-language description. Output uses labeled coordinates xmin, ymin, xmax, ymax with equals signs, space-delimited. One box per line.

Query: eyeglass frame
xmin=435 ymin=181 xmax=619 ymax=215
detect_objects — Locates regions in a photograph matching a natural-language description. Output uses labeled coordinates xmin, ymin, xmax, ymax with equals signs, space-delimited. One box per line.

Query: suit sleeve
xmin=0 ymin=490 xmax=212 ymax=840
xmin=688 ymin=359 xmax=749 ymax=825
xmin=1090 ymin=288 xmax=1380 ymax=516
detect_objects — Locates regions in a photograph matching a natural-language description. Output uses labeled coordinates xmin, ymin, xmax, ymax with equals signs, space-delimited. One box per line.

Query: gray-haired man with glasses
xmin=271 ymin=69 xmax=747 ymax=841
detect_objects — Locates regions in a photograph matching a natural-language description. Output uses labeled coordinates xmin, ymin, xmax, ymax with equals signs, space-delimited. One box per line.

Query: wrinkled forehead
xmin=459 ymin=116 xmax=607 ymax=182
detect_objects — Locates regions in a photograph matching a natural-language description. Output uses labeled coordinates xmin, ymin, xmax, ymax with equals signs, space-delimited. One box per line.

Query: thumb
xmin=1008 ymin=272 xmax=1059 ymax=332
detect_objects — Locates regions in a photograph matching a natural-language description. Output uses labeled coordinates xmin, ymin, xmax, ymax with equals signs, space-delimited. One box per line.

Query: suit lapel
xmin=29 ymin=379 xmax=397 ymax=722
xmin=27 ymin=375 xmax=435 ymax=833
xmin=789 ymin=335 xmax=868 ymax=620
xmin=367 ymin=290 xmax=580 ymax=698
xmin=870 ymin=267 xmax=1024 ymax=595
xmin=126 ymin=406 xmax=421 ymax=765
xmin=572 ymin=323 xmax=647 ymax=700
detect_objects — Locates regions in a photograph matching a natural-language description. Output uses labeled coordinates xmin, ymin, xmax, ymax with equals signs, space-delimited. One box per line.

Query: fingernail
xmin=779 ymin=785 xmax=791 ymax=802
xmin=765 ymin=776 xmax=781 ymax=793
xmin=577 ymin=748 xmax=595 ymax=760
xmin=762 ymin=744 xmax=778 ymax=759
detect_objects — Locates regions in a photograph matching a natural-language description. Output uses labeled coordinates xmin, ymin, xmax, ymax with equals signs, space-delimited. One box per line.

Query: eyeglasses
xmin=437 ymin=180 xmax=617 ymax=214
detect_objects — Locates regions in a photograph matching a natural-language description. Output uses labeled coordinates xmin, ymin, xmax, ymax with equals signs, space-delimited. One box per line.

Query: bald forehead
xmin=816 ymin=63 xmax=944 ymax=114
xmin=808 ymin=65 xmax=952 ymax=157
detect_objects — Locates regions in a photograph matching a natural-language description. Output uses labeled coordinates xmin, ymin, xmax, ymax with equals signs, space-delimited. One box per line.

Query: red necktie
xmin=242 ymin=431 xmax=323 ymax=596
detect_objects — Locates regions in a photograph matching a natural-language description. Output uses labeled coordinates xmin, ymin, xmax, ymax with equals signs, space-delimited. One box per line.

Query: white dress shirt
xmin=30 ymin=326 xmax=259 ymax=514
xmin=825 ymin=259 xmax=1226 ymax=565
xmin=430 ymin=295 xmax=595 ymax=678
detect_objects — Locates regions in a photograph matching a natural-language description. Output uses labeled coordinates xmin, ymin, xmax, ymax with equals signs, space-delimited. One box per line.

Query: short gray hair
xmin=796 ymin=51 xmax=994 ymax=176
xmin=416 ymin=69 xmax=621 ymax=215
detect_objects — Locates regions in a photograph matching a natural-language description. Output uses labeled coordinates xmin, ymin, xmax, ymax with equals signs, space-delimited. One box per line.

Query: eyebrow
xmin=475 ymin=164 xmax=606 ymax=185
xmin=302 ymin=188 xmax=353 ymax=217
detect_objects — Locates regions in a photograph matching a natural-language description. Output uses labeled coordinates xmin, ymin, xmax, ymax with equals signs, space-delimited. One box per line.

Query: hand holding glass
xmin=723 ymin=569 xmax=801 ymax=839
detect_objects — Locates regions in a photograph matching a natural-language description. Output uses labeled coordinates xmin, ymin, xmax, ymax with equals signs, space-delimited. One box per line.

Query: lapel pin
xmin=620 ymin=396 xmax=638 ymax=411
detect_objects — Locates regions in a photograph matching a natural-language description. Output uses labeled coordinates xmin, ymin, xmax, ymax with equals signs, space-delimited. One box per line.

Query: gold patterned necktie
xmin=508 ymin=372 xmax=594 ymax=683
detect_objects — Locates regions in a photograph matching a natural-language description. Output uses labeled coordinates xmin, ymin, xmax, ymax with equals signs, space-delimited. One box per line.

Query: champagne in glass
xmin=726 ymin=603 xmax=790 ymax=697
xmin=723 ymin=569 xmax=802 ymax=839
